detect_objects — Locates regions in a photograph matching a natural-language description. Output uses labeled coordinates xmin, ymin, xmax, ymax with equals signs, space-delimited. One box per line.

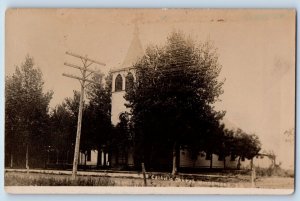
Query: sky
xmin=5 ymin=9 xmax=295 ymax=168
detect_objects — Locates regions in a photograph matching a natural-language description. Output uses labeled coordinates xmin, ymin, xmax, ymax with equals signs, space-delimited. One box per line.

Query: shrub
xmin=255 ymin=166 xmax=294 ymax=178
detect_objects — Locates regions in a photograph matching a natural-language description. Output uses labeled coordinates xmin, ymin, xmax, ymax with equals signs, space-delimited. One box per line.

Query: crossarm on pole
xmin=66 ymin=51 xmax=106 ymax=66
xmin=62 ymin=73 xmax=100 ymax=85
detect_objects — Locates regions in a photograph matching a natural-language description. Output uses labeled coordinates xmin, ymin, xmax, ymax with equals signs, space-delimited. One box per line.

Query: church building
xmin=79 ymin=26 xmax=271 ymax=171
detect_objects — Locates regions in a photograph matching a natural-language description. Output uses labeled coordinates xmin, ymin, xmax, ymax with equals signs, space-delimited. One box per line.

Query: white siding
xmin=78 ymin=150 xmax=98 ymax=166
xmin=111 ymin=91 xmax=129 ymax=125
xmin=179 ymin=149 xmax=238 ymax=169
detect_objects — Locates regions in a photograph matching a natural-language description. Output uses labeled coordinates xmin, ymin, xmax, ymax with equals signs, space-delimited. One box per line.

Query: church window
xmin=115 ymin=74 xmax=123 ymax=91
xmin=125 ymin=72 xmax=134 ymax=92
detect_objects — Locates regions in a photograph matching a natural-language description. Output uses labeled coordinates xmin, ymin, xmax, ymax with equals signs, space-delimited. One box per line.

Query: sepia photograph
xmin=4 ymin=8 xmax=295 ymax=194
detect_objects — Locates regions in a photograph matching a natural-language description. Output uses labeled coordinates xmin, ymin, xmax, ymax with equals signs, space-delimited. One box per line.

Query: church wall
xmin=111 ymin=69 xmax=135 ymax=126
xmin=107 ymin=27 xmax=273 ymax=171
xmin=111 ymin=91 xmax=129 ymax=125
xmin=179 ymin=149 xmax=238 ymax=169
xmin=179 ymin=149 xmax=273 ymax=169
xmin=78 ymin=150 xmax=98 ymax=166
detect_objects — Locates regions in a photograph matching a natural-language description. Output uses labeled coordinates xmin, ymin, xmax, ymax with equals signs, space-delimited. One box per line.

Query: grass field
xmin=4 ymin=171 xmax=294 ymax=188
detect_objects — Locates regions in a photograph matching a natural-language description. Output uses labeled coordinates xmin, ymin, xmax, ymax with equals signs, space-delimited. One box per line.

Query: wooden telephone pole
xmin=63 ymin=51 xmax=105 ymax=179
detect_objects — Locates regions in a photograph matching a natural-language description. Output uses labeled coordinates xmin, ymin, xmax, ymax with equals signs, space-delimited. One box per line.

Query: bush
xmin=256 ymin=166 xmax=294 ymax=178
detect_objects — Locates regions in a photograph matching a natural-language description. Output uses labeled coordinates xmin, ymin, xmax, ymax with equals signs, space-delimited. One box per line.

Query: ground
xmin=4 ymin=169 xmax=294 ymax=189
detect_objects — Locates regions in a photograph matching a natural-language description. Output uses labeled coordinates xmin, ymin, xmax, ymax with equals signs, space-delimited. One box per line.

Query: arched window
xmin=125 ymin=72 xmax=134 ymax=92
xmin=115 ymin=74 xmax=123 ymax=92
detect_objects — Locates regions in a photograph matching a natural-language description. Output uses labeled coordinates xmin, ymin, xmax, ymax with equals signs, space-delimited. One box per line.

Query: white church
xmin=79 ymin=27 xmax=272 ymax=170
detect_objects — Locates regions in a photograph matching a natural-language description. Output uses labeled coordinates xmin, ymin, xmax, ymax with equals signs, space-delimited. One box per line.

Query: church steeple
xmin=121 ymin=24 xmax=144 ymax=67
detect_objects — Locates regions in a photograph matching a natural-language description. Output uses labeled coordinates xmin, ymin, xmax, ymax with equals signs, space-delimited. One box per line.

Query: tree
xmin=64 ymin=90 xmax=82 ymax=153
xmin=5 ymin=56 xmax=53 ymax=168
xmin=232 ymin=128 xmax=261 ymax=169
xmin=110 ymin=112 xmax=133 ymax=167
xmin=48 ymin=90 xmax=85 ymax=167
xmin=49 ymin=102 xmax=75 ymax=165
xmin=125 ymin=32 xmax=225 ymax=174
xmin=82 ymin=73 xmax=113 ymax=167
xmin=48 ymin=72 xmax=113 ymax=169
xmin=214 ymin=127 xmax=235 ymax=169
xmin=264 ymin=150 xmax=277 ymax=168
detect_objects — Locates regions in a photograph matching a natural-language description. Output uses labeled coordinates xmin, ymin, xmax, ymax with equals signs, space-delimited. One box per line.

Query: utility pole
xmin=63 ymin=51 xmax=105 ymax=179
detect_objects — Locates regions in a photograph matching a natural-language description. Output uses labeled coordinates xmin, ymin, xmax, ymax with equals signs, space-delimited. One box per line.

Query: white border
xmin=4 ymin=186 xmax=294 ymax=195
xmin=0 ymin=0 xmax=299 ymax=201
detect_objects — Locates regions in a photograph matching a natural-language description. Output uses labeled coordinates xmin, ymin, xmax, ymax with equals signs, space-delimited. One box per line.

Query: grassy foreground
xmin=5 ymin=172 xmax=115 ymax=186
xmin=5 ymin=171 xmax=294 ymax=188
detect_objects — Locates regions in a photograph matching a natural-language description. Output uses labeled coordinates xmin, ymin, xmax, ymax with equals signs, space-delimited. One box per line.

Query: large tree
xmin=125 ymin=32 xmax=225 ymax=174
xmin=5 ymin=56 xmax=53 ymax=168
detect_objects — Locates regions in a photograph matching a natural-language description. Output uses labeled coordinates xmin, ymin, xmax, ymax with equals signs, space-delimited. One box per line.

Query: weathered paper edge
xmin=5 ymin=186 xmax=294 ymax=195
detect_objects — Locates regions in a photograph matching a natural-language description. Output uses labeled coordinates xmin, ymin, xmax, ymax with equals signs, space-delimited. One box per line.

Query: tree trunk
xmin=56 ymin=150 xmax=59 ymax=165
xmin=141 ymin=162 xmax=147 ymax=186
xmin=171 ymin=142 xmax=177 ymax=176
xmin=84 ymin=152 xmax=87 ymax=170
xmin=10 ymin=153 xmax=13 ymax=168
xmin=44 ymin=151 xmax=47 ymax=169
xmin=237 ymin=156 xmax=241 ymax=170
xmin=97 ymin=148 xmax=101 ymax=167
xmin=47 ymin=151 xmax=50 ymax=164
xmin=250 ymin=158 xmax=256 ymax=188
xmin=103 ymin=151 xmax=107 ymax=167
xmin=115 ymin=148 xmax=119 ymax=166
xmin=25 ymin=144 xmax=29 ymax=172
xmin=176 ymin=145 xmax=180 ymax=171
xmin=66 ymin=151 xmax=69 ymax=164
xmin=223 ymin=157 xmax=226 ymax=169
xmin=125 ymin=147 xmax=128 ymax=167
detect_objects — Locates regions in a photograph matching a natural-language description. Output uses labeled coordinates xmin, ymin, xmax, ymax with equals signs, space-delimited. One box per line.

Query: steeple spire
xmin=121 ymin=24 xmax=144 ymax=67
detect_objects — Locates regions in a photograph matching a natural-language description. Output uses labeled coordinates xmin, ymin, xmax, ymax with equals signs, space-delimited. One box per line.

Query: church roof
xmin=122 ymin=25 xmax=144 ymax=67
xmin=112 ymin=26 xmax=144 ymax=72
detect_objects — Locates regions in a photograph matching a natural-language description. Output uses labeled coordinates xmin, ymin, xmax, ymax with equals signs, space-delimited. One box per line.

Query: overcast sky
xmin=5 ymin=9 xmax=295 ymax=168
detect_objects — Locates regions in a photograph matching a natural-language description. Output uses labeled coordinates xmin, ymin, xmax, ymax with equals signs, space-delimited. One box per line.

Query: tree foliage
xmin=5 ymin=56 xmax=53 ymax=168
xmin=47 ymin=73 xmax=113 ymax=167
xmin=125 ymin=32 xmax=225 ymax=171
xmin=232 ymin=128 xmax=261 ymax=160
xmin=82 ymin=73 xmax=113 ymax=156
xmin=214 ymin=127 xmax=261 ymax=169
xmin=48 ymin=91 xmax=79 ymax=164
